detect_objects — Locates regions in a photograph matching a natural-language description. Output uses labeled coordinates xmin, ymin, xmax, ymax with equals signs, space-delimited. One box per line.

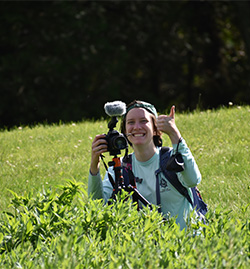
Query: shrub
xmin=0 ymin=181 xmax=249 ymax=268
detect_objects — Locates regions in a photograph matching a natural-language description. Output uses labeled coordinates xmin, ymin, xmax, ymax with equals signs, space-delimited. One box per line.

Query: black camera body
xmin=105 ymin=116 xmax=128 ymax=156
xmin=166 ymin=152 xmax=184 ymax=172
xmin=166 ymin=138 xmax=185 ymax=172
xmin=105 ymin=129 xmax=128 ymax=156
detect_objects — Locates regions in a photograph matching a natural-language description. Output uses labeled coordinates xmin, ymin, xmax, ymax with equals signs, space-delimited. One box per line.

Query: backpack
xmin=122 ymin=147 xmax=208 ymax=218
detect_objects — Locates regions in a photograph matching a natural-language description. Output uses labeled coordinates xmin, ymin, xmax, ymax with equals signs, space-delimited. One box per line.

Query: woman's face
xmin=125 ymin=108 xmax=156 ymax=147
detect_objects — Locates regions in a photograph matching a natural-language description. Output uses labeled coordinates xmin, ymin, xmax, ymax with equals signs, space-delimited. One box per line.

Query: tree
xmin=0 ymin=1 xmax=249 ymax=128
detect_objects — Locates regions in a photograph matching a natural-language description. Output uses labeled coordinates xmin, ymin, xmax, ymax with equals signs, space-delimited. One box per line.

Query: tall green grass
xmin=0 ymin=106 xmax=249 ymax=268
xmin=1 ymin=106 xmax=249 ymax=215
xmin=175 ymin=106 xmax=250 ymax=214
xmin=0 ymin=120 xmax=104 ymax=211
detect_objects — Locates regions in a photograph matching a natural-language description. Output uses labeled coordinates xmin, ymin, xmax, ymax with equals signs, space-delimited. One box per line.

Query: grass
xmin=0 ymin=120 xmax=104 ymax=211
xmin=1 ymin=106 xmax=250 ymax=216
xmin=175 ymin=106 xmax=250 ymax=214
xmin=0 ymin=105 xmax=249 ymax=268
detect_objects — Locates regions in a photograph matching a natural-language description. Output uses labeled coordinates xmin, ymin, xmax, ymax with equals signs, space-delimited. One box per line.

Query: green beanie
xmin=125 ymin=100 xmax=158 ymax=118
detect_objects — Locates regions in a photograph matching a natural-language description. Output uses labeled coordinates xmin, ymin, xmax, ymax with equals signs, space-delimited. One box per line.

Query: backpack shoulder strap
xmin=159 ymin=147 xmax=194 ymax=206
xmin=122 ymin=154 xmax=136 ymax=187
xmin=122 ymin=154 xmax=132 ymax=170
xmin=161 ymin=147 xmax=208 ymax=216
xmin=122 ymin=148 xmax=207 ymax=216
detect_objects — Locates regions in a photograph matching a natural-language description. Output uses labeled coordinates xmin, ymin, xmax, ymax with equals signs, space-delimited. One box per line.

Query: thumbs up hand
xmin=156 ymin=105 xmax=182 ymax=145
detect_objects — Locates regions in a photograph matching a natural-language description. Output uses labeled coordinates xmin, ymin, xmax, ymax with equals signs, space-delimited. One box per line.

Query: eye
xmin=140 ymin=119 xmax=148 ymax=124
xmin=127 ymin=120 xmax=135 ymax=125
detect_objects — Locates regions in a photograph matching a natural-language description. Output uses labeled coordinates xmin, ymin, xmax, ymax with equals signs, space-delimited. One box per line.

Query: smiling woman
xmin=121 ymin=101 xmax=163 ymax=150
xmin=88 ymin=100 xmax=202 ymax=230
xmin=124 ymin=108 xmax=156 ymax=154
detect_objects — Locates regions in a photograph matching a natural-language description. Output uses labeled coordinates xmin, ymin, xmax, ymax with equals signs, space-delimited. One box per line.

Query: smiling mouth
xmin=133 ymin=134 xmax=145 ymax=137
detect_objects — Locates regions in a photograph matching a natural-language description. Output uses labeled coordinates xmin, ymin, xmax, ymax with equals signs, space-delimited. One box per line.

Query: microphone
xmin=104 ymin=101 xmax=126 ymax=117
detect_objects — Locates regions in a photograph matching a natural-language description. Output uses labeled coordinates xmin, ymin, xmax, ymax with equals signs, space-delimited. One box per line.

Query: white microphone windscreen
xmin=104 ymin=101 xmax=126 ymax=117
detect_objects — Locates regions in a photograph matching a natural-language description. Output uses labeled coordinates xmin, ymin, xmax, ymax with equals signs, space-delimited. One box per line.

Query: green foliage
xmin=0 ymin=180 xmax=83 ymax=253
xmin=1 ymin=105 xmax=250 ymax=214
xmin=0 ymin=185 xmax=249 ymax=268
xmin=0 ymin=106 xmax=249 ymax=267
xmin=1 ymin=1 xmax=250 ymax=128
xmin=175 ymin=106 xmax=250 ymax=213
xmin=0 ymin=120 xmax=102 ymax=211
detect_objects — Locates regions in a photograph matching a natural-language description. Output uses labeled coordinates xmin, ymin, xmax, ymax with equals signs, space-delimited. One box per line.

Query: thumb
xmin=170 ymin=105 xmax=175 ymax=118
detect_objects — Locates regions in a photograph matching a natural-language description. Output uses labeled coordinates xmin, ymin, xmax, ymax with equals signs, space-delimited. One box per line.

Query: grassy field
xmin=1 ymin=106 xmax=249 ymax=215
xmin=0 ymin=105 xmax=249 ymax=267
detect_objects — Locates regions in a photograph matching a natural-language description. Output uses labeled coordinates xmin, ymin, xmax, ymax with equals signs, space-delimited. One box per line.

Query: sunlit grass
xmin=0 ymin=106 xmax=249 ymax=268
xmin=0 ymin=106 xmax=250 ymax=219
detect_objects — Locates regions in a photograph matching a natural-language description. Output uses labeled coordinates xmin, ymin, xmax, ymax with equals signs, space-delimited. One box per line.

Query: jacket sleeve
xmin=88 ymin=167 xmax=114 ymax=203
xmin=172 ymin=139 xmax=201 ymax=188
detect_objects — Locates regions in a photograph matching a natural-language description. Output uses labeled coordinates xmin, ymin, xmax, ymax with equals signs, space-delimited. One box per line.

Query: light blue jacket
xmin=88 ymin=139 xmax=201 ymax=230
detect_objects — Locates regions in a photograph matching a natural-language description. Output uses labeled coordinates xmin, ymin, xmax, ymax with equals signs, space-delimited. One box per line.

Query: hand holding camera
xmin=90 ymin=134 xmax=108 ymax=175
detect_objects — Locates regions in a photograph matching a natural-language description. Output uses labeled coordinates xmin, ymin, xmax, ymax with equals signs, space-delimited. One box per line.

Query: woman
xmin=88 ymin=100 xmax=201 ymax=230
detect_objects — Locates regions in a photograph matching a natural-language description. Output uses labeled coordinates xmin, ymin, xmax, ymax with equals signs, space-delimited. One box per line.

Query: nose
xmin=134 ymin=120 xmax=141 ymax=130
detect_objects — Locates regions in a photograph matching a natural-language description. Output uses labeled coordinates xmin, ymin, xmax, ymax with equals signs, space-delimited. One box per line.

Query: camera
xmin=105 ymin=116 xmax=128 ymax=156
xmin=106 ymin=129 xmax=128 ymax=156
xmin=103 ymin=101 xmax=128 ymax=156
xmin=166 ymin=152 xmax=184 ymax=172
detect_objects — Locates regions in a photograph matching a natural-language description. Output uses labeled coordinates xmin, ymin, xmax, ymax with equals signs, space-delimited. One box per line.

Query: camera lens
xmin=113 ymin=136 xmax=127 ymax=150
xmin=105 ymin=129 xmax=128 ymax=155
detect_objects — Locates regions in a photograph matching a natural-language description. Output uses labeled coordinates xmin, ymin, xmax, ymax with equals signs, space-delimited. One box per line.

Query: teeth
xmin=133 ymin=134 xmax=144 ymax=137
